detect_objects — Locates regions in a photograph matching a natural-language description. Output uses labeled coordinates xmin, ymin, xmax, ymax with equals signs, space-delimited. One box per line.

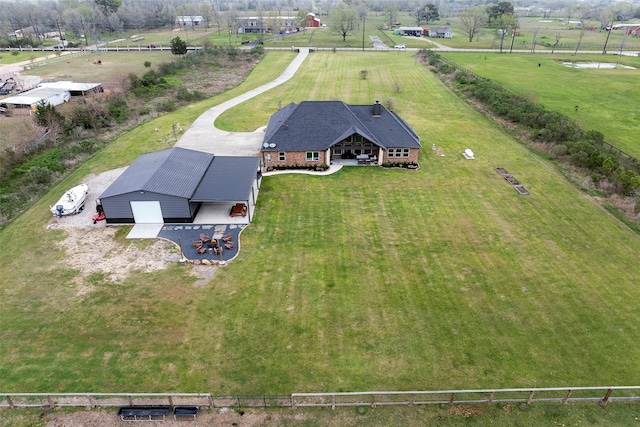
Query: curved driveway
xmin=175 ymin=48 xmax=309 ymax=156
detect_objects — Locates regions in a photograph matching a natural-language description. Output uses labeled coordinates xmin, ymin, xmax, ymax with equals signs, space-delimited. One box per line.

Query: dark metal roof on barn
xmin=100 ymin=148 xmax=214 ymax=199
xmin=191 ymin=156 xmax=260 ymax=202
xmin=100 ymin=148 xmax=260 ymax=203
xmin=261 ymin=101 xmax=421 ymax=152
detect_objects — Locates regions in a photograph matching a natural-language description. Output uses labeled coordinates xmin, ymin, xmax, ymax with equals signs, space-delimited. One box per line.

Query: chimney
xmin=373 ymin=100 xmax=381 ymax=117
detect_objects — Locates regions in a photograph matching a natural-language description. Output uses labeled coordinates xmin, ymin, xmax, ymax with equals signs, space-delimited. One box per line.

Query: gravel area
xmin=44 ymin=168 xmax=194 ymax=289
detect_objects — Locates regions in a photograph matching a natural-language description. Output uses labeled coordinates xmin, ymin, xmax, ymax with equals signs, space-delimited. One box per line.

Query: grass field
xmin=440 ymin=52 xmax=640 ymax=157
xmin=1 ymin=51 xmax=640 ymax=401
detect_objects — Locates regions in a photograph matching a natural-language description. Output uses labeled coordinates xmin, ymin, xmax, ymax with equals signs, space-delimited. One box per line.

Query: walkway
xmin=175 ymin=48 xmax=310 ymax=156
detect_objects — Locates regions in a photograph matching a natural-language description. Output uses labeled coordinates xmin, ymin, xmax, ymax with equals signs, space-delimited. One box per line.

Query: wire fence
xmin=2 ymin=386 xmax=639 ymax=410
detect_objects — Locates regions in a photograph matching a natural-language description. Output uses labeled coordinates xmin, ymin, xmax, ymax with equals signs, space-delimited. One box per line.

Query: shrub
xmin=156 ymin=99 xmax=176 ymax=112
xmin=250 ymin=44 xmax=264 ymax=55
xmin=107 ymin=96 xmax=129 ymax=122
xmin=550 ymin=144 xmax=568 ymax=158
xmin=26 ymin=166 xmax=52 ymax=184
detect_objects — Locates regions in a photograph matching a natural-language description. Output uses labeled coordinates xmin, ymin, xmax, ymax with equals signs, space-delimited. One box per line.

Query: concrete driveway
xmin=175 ymin=48 xmax=309 ymax=156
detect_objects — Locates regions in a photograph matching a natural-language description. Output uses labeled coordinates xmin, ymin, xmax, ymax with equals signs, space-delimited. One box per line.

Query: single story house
xmin=261 ymin=101 xmax=421 ymax=169
xmin=303 ymin=13 xmax=321 ymax=28
xmin=398 ymin=26 xmax=424 ymax=37
xmin=175 ymin=16 xmax=204 ymax=27
xmin=99 ymin=148 xmax=261 ymax=224
xmin=1 ymin=87 xmax=70 ymax=110
xmin=237 ymin=19 xmax=268 ymax=34
xmin=429 ymin=27 xmax=453 ymax=38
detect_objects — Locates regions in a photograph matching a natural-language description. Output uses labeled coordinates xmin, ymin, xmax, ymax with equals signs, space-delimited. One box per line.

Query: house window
xmin=388 ymin=148 xmax=409 ymax=158
xmin=333 ymin=148 xmax=342 ymax=155
xmin=354 ymin=135 xmax=363 ymax=143
xmin=306 ymin=151 xmax=319 ymax=161
xmin=279 ymin=152 xmax=286 ymax=161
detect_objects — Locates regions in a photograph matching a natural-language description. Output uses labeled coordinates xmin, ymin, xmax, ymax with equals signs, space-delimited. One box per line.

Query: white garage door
xmin=130 ymin=201 xmax=164 ymax=223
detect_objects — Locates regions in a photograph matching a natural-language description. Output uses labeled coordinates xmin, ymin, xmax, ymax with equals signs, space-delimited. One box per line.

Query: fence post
xmin=6 ymin=395 xmax=14 ymax=408
xmin=331 ymin=394 xmax=335 ymax=410
xmin=168 ymin=395 xmax=174 ymax=409
xmin=600 ymin=389 xmax=613 ymax=406
xmin=409 ymin=393 xmax=415 ymax=406
xmin=449 ymin=393 xmax=455 ymax=404
xmin=88 ymin=395 xmax=95 ymax=409
xmin=127 ymin=395 xmax=133 ymax=406
xmin=562 ymin=389 xmax=572 ymax=404
xmin=46 ymin=395 xmax=53 ymax=408
xmin=488 ymin=392 xmax=495 ymax=403
xmin=527 ymin=390 xmax=535 ymax=404
xmin=371 ymin=393 xmax=376 ymax=408
xmin=208 ymin=395 xmax=215 ymax=409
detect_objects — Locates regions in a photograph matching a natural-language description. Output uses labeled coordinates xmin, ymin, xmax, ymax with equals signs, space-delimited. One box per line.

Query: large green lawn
xmin=441 ymin=52 xmax=640 ymax=157
xmin=1 ymin=52 xmax=640 ymax=397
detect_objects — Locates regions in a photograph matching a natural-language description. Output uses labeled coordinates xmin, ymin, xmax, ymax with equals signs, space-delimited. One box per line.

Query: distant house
xmin=175 ymin=16 xmax=204 ymax=27
xmin=429 ymin=27 xmax=453 ymax=38
xmin=100 ymin=148 xmax=261 ymax=224
xmin=237 ymin=19 xmax=268 ymax=34
xmin=625 ymin=26 xmax=640 ymax=36
xmin=261 ymin=101 xmax=421 ymax=169
xmin=303 ymin=13 xmax=321 ymax=28
xmin=398 ymin=26 xmax=424 ymax=37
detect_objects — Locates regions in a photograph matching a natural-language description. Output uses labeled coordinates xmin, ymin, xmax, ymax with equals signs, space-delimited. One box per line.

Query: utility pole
xmin=602 ymin=19 xmax=613 ymax=54
xmin=362 ymin=16 xmax=365 ymax=51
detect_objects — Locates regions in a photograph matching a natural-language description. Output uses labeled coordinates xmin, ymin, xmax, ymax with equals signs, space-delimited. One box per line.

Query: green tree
xmin=94 ymin=0 xmax=122 ymax=14
xmin=170 ymin=36 xmax=188 ymax=56
xmin=330 ymin=4 xmax=358 ymax=42
xmin=34 ymin=101 xmax=64 ymax=129
xmin=486 ymin=1 xmax=514 ymax=24
xmin=415 ymin=4 xmax=439 ymax=25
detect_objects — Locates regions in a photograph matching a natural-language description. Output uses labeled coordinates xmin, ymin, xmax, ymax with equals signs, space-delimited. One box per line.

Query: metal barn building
xmin=99 ymin=147 xmax=261 ymax=224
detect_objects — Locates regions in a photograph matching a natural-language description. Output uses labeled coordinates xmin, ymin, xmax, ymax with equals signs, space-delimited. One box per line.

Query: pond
xmin=562 ymin=62 xmax=637 ymax=69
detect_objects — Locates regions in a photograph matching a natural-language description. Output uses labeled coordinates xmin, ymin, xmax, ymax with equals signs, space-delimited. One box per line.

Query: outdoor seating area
xmin=159 ymin=224 xmax=244 ymax=263
xmin=356 ymin=154 xmax=377 ymax=165
xmin=230 ymin=203 xmax=248 ymax=217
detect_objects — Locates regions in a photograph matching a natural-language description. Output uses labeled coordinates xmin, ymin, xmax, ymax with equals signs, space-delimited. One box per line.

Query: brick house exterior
xmin=261 ymin=101 xmax=421 ymax=170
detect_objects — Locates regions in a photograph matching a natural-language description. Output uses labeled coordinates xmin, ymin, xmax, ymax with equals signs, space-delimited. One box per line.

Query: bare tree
xmin=459 ymin=6 xmax=486 ymax=43
xmin=551 ymin=33 xmax=561 ymax=53
xmin=530 ymin=26 xmax=539 ymax=53
xmin=330 ymin=4 xmax=357 ymax=42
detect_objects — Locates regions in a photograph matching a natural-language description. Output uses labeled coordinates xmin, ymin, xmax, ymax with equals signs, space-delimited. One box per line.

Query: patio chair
xmin=224 ymin=241 xmax=234 ymax=250
xmin=222 ymin=232 xmax=232 ymax=242
xmin=192 ymin=240 xmax=203 ymax=250
xmin=199 ymin=233 xmax=211 ymax=242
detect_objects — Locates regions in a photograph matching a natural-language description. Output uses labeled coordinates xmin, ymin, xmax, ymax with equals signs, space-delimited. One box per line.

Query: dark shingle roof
xmin=261 ymin=101 xmax=421 ymax=152
xmin=100 ymin=148 xmax=214 ymax=199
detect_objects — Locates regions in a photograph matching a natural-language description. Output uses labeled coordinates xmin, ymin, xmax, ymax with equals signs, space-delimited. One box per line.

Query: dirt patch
xmin=446 ymin=404 xmax=484 ymax=418
xmin=43 ymin=408 xmax=306 ymax=427
xmin=45 ymin=169 xmax=187 ymax=292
